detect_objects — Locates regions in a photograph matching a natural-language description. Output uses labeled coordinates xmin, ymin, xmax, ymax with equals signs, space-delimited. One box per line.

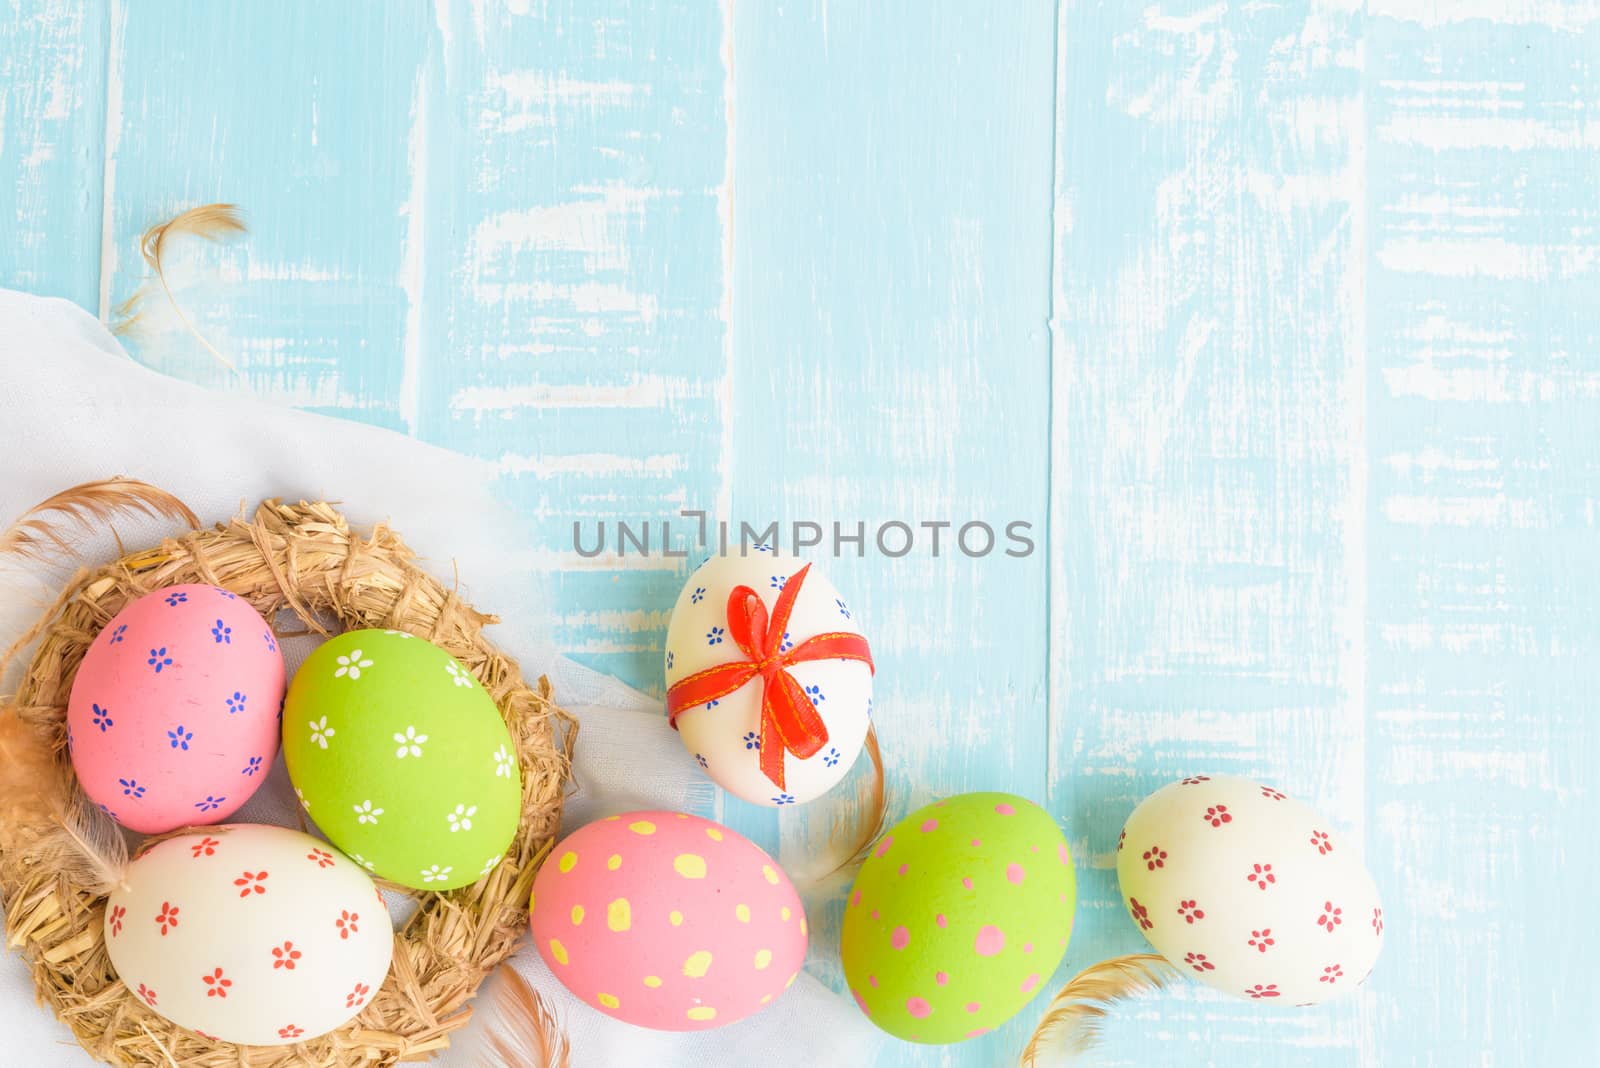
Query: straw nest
xmin=0 ymin=495 xmax=575 ymax=1066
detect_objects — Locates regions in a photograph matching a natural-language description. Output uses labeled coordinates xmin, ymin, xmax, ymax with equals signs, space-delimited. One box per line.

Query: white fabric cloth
xmin=0 ymin=290 xmax=883 ymax=1066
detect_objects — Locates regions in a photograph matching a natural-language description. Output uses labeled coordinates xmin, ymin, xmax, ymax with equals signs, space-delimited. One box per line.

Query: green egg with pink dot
xmin=282 ymin=629 xmax=521 ymax=891
xmin=840 ymin=792 xmax=1076 ymax=1043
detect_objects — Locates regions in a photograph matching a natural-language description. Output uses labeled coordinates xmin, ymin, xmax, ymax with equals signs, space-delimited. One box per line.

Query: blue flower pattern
xmin=242 ymin=756 xmax=263 ymax=776
xmin=167 ymin=725 xmax=193 ymax=750
xmin=780 ymin=631 xmax=793 ymax=652
xmin=824 ymin=746 xmax=840 ymax=767
xmin=147 ymin=647 xmax=172 ymax=673
xmin=836 ymin=598 xmax=851 ymax=620
xmin=770 ymin=575 xmax=786 ymax=591
xmin=743 ymin=731 xmax=761 ymax=751
xmin=215 ymin=587 xmax=237 ymax=600
xmin=92 ymin=703 xmax=113 ymax=732
xmin=695 ymin=753 xmax=708 ymax=769
xmin=753 ymin=542 xmax=772 ymax=553
xmin=119 ymin=778 xmax=145 ymax=799
xmin=666 ymin=651 xmax=674 ymax=670
xmin=263 ymin=630 xmax=277 ymax=653
xmin=165 ymin=592 xmax=187 ymax=606
xmin=805 ymin=684 xmax=825 ymax=706
xmin=212 ymin=619 xmax=231 ymax=644
xmin=195 ymin=795 xmax=225 ymax=812
xmin=108 ymin=624 xmax=127 ymax=645
xmin=773 ymin=793 xmax=795 ymax=805
xmin=707 ymin=626 xmax=725 ymax=646
xmin=227 ymin=692 xmax=246 ymax=715
xmin=705 ymin=699 xmax=720 ymax=709
xmin=690 ymin=586 xmax=706 ymax=605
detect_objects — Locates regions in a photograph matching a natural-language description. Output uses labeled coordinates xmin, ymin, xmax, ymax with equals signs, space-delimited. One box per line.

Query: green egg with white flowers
xmin=283 ymin=629 xmax=521 ymax=890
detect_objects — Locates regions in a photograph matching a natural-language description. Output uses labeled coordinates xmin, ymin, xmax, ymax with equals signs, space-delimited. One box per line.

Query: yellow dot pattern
xmin=607 ymin=897 xmax=632 ymax=932
xmin=597 ymin=993 xmax=620 ymax=1009
xmin=607 ymin=853 xmax=622 ymax=871
xmin=785 ymin=972 xmax=798 ymax=989
xmin=762 ymin=864 xmax=780 ymax=885
xmin=800 ymin=915 xmax=808 ymax=936
xmin=643 ymin=975 xmax=662 ymax=988
xmin=628 ymin=820 xmax=656 ymax=835
xmin=754 ymin=949 xmax=772 ymax=970
xmin=780 ymin=906 xmax=791 ymax=921
xmin=559 ymin=851 xmax=578 ymax=873
xmin=674 ymin=853 xmax=707 ymax=879
xmin=687 ymin=1006 xmax=717 ymax=1022
xmin=549 ymin=938 xmax=568 ymax=965
xmin=683 ymin=950 xmax=713 ymax=978
xmin=760 ymin=994 xmax=772 ymax=1005
xmin=669 ymin=910 xmax=684 ymax=926
xmin=735 ymin=903 xmax=750 ymax=923
xmin=705 ymin=827 xmax=724 ymax=841
xmin=570 ymin=904 xmax=585 ymax=925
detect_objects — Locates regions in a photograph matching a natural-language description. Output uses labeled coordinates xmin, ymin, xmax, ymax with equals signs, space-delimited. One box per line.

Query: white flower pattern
xmin=354 ymin=800 xmax=384 ymax=825
xmin=295 ymin=786 xmax=311 ymax=812
xmin=309 ymin=716 xmax=335 ymax=749
xmin=493 ymin=744 xmax=514 ymax=779
xmin=394 ymin=725 xmax=429 ymax=759
xmin=446 ymin=804 xmax=477 ymax=832
xmin=420 ymin=864 xmax=453 ymax=884
xmin=480 ymin=855 xmax=502 ymax=877
xmin=445 ymin=662 xmax=474 ymax=688
xmin=351 ymin=853 xmax=376 ymax=872
xmin=382 ymin=629 xmax=414 ymax=639
xmin=334 ymin=649 xmax=374 ymax=679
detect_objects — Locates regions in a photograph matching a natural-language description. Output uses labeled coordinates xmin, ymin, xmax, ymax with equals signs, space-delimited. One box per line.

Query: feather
xmin=0 ymin=478 xmax=200 ymax=563
xmin=796 ymin=723 xmax=887 ymax=886
xmin=1020 ymin=953 xmax=1185 ymax=1065
xmin=0 ymin=707 xmax=129 ymax=895
xmin=477 ymin=965 xmax=571 ymax=1068
xmin=113 ymin=203 xmax=247 ymax=370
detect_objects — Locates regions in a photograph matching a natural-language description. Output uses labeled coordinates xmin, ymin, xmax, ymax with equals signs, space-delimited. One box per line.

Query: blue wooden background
xmin=3 ymin=2 xmax=1596 ymax=1064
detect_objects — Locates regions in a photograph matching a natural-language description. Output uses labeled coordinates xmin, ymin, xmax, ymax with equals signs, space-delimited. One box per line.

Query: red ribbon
xmin=667 ymin=563 xmax=874 ymax=791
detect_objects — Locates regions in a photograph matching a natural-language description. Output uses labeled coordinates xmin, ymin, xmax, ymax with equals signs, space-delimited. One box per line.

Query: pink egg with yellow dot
xmin=66 ymin=584 xmax=286 ymax=834
xmin=529 ymin=810 xmax=807 ymax=1030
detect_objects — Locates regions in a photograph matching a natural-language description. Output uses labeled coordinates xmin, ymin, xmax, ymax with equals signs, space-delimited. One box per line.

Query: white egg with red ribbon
xmin=664 ymin=550 xmax=873 ymax=807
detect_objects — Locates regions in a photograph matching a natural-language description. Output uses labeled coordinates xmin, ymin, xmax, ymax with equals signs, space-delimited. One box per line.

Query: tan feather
xmin=0 ymin=478 xmax=200 ymax=563
xmin=477 ymin=965 xmax=571 ymax=1068
xmin=819 ymin=722 xmax=886 ymax=880
xmin=0 ymin=707 xmax=128 ymax=896
xmin=1019 ymin=953 xmax=1185 ymax=1066
xmin=113 ymin=203 xmax=247 ymax=369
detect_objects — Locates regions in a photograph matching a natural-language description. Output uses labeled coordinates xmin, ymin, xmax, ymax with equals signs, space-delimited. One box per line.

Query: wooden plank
xmin=731 ymin=2 xmax=1058 ymax=1062
xmin=0 ymin=0 xmax=107 ymax=310
xmin=1050 ymin=2 xmax=1370 ymax=1064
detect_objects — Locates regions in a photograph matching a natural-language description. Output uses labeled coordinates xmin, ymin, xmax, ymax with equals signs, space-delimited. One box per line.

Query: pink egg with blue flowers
xmin=67 ymin=584 xmax=286 ymax=833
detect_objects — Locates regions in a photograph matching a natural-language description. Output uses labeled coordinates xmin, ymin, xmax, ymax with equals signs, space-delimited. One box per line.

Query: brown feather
xmin=1020 ymin=953 xmax=1185 ymax=1065
xmin=113 ymin=203 xmax=247 ymax=369
xmin=0 ymin=707 xmax=128 ymax=895
xmin=819 ymin=722 xmax=886 ymax=879
xmin=478 ymin=965 xmax=571 ymax=1068
xmin=0 ymin=477 xmax=200 ymax=563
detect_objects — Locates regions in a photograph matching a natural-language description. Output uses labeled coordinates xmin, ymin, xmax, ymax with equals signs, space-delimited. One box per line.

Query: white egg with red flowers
xmin=664 ymin=551 xmax=872 ymax=807
xmin=1116 ymin=775 xmax=1384 ymax=1006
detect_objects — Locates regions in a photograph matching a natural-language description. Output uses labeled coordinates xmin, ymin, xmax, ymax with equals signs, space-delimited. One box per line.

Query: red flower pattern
xmin=1318 ymin=901 xmax=1343 ymax=932
xmin=1142 ymin=845 xmax=1167 ymax=871
xmin=1260 ymin=786 xmax=1287 ymax=801
xmin=1117 ymin=828 xmax=1126 ymax=852
xmin=1309 ymin=830 xmax=1333 ymax=854
xmin=336 ymin=910 xmax=360 ymax=940
xmin=1183 ymin=951 xmax=1215 ymax=972
xmin=1372 ymin=907 xmax=1384 ymax=935
xmin=1245 ymin=983 xmax=1280 ymax=999
xmin=136 ymin=982 xmax=157 ymax=1006
xmin=1128 ymin=897 xmax=1154 ymax=931
xmin=1320 ymin=964 xmax=1343 ymax=984
xmin=108 ymin=904 xmax=125 ymax=937
xmin=234 ymin=870 xmax=269 ymax=897
xmin=271 ymin=941 xmax=302 ymax=970
xmin=156 ymin=901 xmax=180 ymax=935
xmin=194 ymin=1030 xmax=218 ymax=1042
xmin=307 ymin=848 xmax=335 ymax=869
xmin=1176 ymin=899 xmax=1204 ymax=924
xmin=190 ymin=836 xmax=220 ymax=858
xmin=1246 ymin=863 xmax=1275 ymax=890
xmin=202 ymin=967 xmax=231 ymax=998
xmin=346 ymin=981 xmax=371 ymax=1009
xmin=1249 ymin=928 xmax=1274 ymax=953
xmin=278 ymin=1025 xmax=305 ymax=1039
xmin=1203 ymin=804 xmax=1232 ymax=827
xmin=1181 ymin=775 xmax=1211 ymax=785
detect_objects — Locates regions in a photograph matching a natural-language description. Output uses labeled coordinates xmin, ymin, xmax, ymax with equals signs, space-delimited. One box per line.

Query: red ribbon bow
xmin=667 ymin=564 xmax=874 ymax=791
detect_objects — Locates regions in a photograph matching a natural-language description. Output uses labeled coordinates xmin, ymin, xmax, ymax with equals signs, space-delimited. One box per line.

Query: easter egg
xmin=104 ymin=824 xmax=393 ymax=1044
xmin=841 ymin=793 xmax=1076 ymax=1043
xmin=529 ymin=810 xmax=807 ymax=1030
xmin=282 ymin=629 xmax=520 ymax=891
xmin=664 ymin=551 xmax=872 ymax=807
xmin=1116 ymin=775 xmax=1384 ymax=1004
xmin=66 ymin=584 xmax=286 ymax=833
